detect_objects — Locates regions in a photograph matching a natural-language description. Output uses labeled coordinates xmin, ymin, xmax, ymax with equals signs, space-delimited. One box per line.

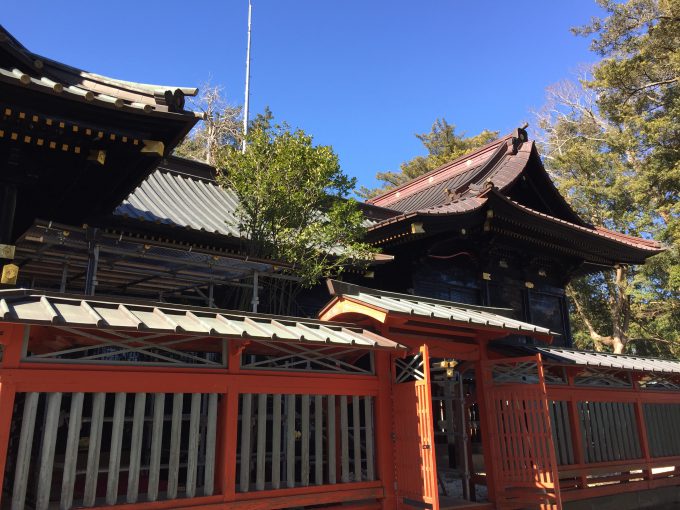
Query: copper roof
xmin=367 ymin=131 xmax=517 ymax=210
xmin=364 ymin=128 xmax=663 ymax=257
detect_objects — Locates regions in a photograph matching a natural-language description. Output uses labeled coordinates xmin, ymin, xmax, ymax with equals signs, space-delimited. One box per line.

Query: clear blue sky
xmin=3 ymin=1 xmax=602 ymax=192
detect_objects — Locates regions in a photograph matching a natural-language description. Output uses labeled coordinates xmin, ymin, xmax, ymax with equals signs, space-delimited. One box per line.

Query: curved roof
xmin=0 ymin=24 xmax=200 ymax=119
xmin=363 ymin=129 xmax=663 ymax=259
xmin=115 ymin=158 xmax=383 ymax=240
xmin=321 ymin=280 xmax=554 ymax=338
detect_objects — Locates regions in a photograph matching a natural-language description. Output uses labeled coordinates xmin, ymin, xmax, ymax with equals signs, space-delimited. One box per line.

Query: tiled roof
xmin=0 ymin=290 xmax=405 ymax=350
xmin=323 ymin=280 xmax=554 ymax=337
xmin=367 ymin=132 xmax=517 ymax=210
xmin=532 ymin=346 xmax=680 ymax=375
xmin=0 ymin=24 xmax=200 ymax=119
xmin=115 ymin=159 xmax=381 ymax=239
xmin=116 ymin=167 xmax=243 ymax=238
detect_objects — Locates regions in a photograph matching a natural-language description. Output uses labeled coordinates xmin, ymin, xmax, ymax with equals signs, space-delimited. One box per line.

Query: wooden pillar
xmin=222 ymin=340 xmax=242 ymax=501
xmin=0 ymin=323 xmax=24 ymax=368
xmin=475 ymin=339 xmax=496 ymax=502
xmin=0 ymin=380 xmax=17 ymax=505
xmin=634 ymin=396 xmax=652 ymax=481
xmin=374 ymin=350 xmax=396 ymax=510
xmin=564 ymin=370 xmax=587 ymax=489
xmin=0 ymin=322 xmax=22 ymax=506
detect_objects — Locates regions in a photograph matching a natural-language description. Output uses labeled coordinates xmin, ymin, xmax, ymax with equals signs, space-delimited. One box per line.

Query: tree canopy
xmin=358 ymin=119 xmax=498 ymax=198
xmin=536 ymin=0 xmax=680 ymax=355
xmin=216 ymin=118 xmax=376 ymax=287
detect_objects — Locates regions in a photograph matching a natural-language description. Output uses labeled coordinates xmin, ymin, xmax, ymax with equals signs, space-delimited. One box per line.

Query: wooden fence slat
xmin=126 ymin=392 xmax=146 ymax=503
xmin=340 ymin=395 xmax=349 ymax=483
xmin=627 ymin=402 xmax=641 ymax=458
xmin=617 ymin=402 xmax=633 ymax=460
xmin=315 ymin=395 xmax=324 ymax=485
xmin=365 ymin=396 xmax=375 ymax=480
xmin=256 ymin=393 xmax=268 ymax=491
xmin=560 ymin=401 xmax=575 ymax=465
xmin=11 ymin=392 xmax=40 ymax=510
xmin=148 ymin=393 xmax=165 ymax=502
xmin=84 ymin=392 xmax=105 ymax=507
xmin=36 ymin=392 xmax=62 ymax=510
xmin=168 ymin=393 xmax=184 ymax=499
xmin=352 ymin=395 xmax=362 ymax=482
xmin=286 ymin=394 xmax=296 ymax=488
xmin=578 ymin=402 xmax=590 ymax=464
xmin=240 ymin=393 xmax=253 ymax=492
xmin=204 ymin=393 xmax=218 ymax=496
xmin=106 ymin=392 xmax=127 ymax=505
xmin=603 ymin=401 xmax=615 ymax=461
xmin=301 ymin=394 xmax=310 ymax=487
xmin=61 ymin=392 xmax=84 ymax=510
xmin=186 ymin=393 xmax=202 ymax=497
xmin=328 ymin=395 xmax=336 ymax=484
xmin=271 ymin=394 xmax=282 ymax=490
xmin=589 ymin=401 xmax=603 ymax=463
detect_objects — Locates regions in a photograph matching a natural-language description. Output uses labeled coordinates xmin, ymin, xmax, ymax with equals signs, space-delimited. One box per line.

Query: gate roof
xmin=319 ymin=280 xmax=554 ymax=342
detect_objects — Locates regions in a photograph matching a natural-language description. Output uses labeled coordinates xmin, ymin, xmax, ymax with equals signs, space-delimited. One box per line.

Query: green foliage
xmin=216 ymin=119 xmax=377 ymax=287
xmin=358 ymin=119 xmax=498 ymax=198
xmin=538 ymin=0 xmax=680 ymax=355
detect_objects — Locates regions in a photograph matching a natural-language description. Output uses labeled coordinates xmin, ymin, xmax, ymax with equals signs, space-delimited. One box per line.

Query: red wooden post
xmin=564 ymin=370 xmax=587 ymax=489
xmin=633 ymin=396 xmax=652 ymax=482
xmin=0 ymin=323 xmax=24 ymax=368
xmin=0 ymin=380 xmax=16 ymax=504
xmin=0 ymin=322 xmax=22 ymax=505
xmin=374 ymin=349 xmax=396 ymax=510
xmin=223 ymin=340 xmax=244 ymax=501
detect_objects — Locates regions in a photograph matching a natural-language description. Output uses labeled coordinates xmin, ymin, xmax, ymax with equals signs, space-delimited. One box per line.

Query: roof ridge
xmin=366 ymin=129 xmax=523 ymax=207
xmin=0 ymin=24 xmax=198 ymax=105
xmin=326 ymin=279 xmax=513 ymax=313
xmin=535 ymin=345 xmax=680 ymax=364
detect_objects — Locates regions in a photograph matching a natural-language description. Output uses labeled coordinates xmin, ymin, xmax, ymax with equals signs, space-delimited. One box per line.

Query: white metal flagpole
xmin=242 ymin=0 xmax=253 ymax=153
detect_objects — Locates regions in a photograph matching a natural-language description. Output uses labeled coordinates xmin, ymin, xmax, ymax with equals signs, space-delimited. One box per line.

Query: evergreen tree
xmin=537 ymin=0 xmax=680 ymax=354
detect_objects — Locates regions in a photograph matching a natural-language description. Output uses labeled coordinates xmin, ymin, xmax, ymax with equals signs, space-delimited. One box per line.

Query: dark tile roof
xmin=367 ymin=130 xmax=518 ymax=210
xmin=0 ymin=24 xmax=201 ymax=120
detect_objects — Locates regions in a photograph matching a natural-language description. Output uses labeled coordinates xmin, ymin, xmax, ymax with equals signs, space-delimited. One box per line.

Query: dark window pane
xmin=413 ymin=261 xmax=481 ymax=305
xmin=529 ymin=292 xmax=566 ymax=345
xmin=487 ymin=283 xmax=525 ymax=320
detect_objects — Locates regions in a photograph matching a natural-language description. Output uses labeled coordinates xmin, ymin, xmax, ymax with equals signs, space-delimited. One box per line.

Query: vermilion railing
xmin=546 ymin=372 xmax=680 ymax=502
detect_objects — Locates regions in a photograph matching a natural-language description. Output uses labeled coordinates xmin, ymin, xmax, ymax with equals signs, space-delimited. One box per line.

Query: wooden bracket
xmin=141 ymin=139 xmax=165 ymax=156
xmin=0 ymin=244 xmax=15 ymax=260
xmin=1 ymin=263 xmax=18 ymax=285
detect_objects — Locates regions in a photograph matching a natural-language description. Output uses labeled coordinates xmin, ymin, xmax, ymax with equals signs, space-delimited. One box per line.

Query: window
xmin=529 ymin=292 xmax=567 ymax=344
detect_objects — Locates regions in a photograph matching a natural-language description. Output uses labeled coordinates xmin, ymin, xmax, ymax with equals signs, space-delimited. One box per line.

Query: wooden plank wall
xmin=644 ymin=403 xmax=680 ymax=457
xmin=236 ymin=393 xmax=375 ymax=493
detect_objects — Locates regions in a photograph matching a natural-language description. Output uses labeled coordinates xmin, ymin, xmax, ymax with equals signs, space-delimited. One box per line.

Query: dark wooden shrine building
xmin=2 ymin=23 xmax=680 ymax=510
xmin=360 ymin=130 xmax=663 ymax=346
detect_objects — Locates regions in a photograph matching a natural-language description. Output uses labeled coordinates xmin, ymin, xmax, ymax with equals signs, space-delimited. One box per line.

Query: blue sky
xmin=3 ymin=1 xmax=602 ymax=191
